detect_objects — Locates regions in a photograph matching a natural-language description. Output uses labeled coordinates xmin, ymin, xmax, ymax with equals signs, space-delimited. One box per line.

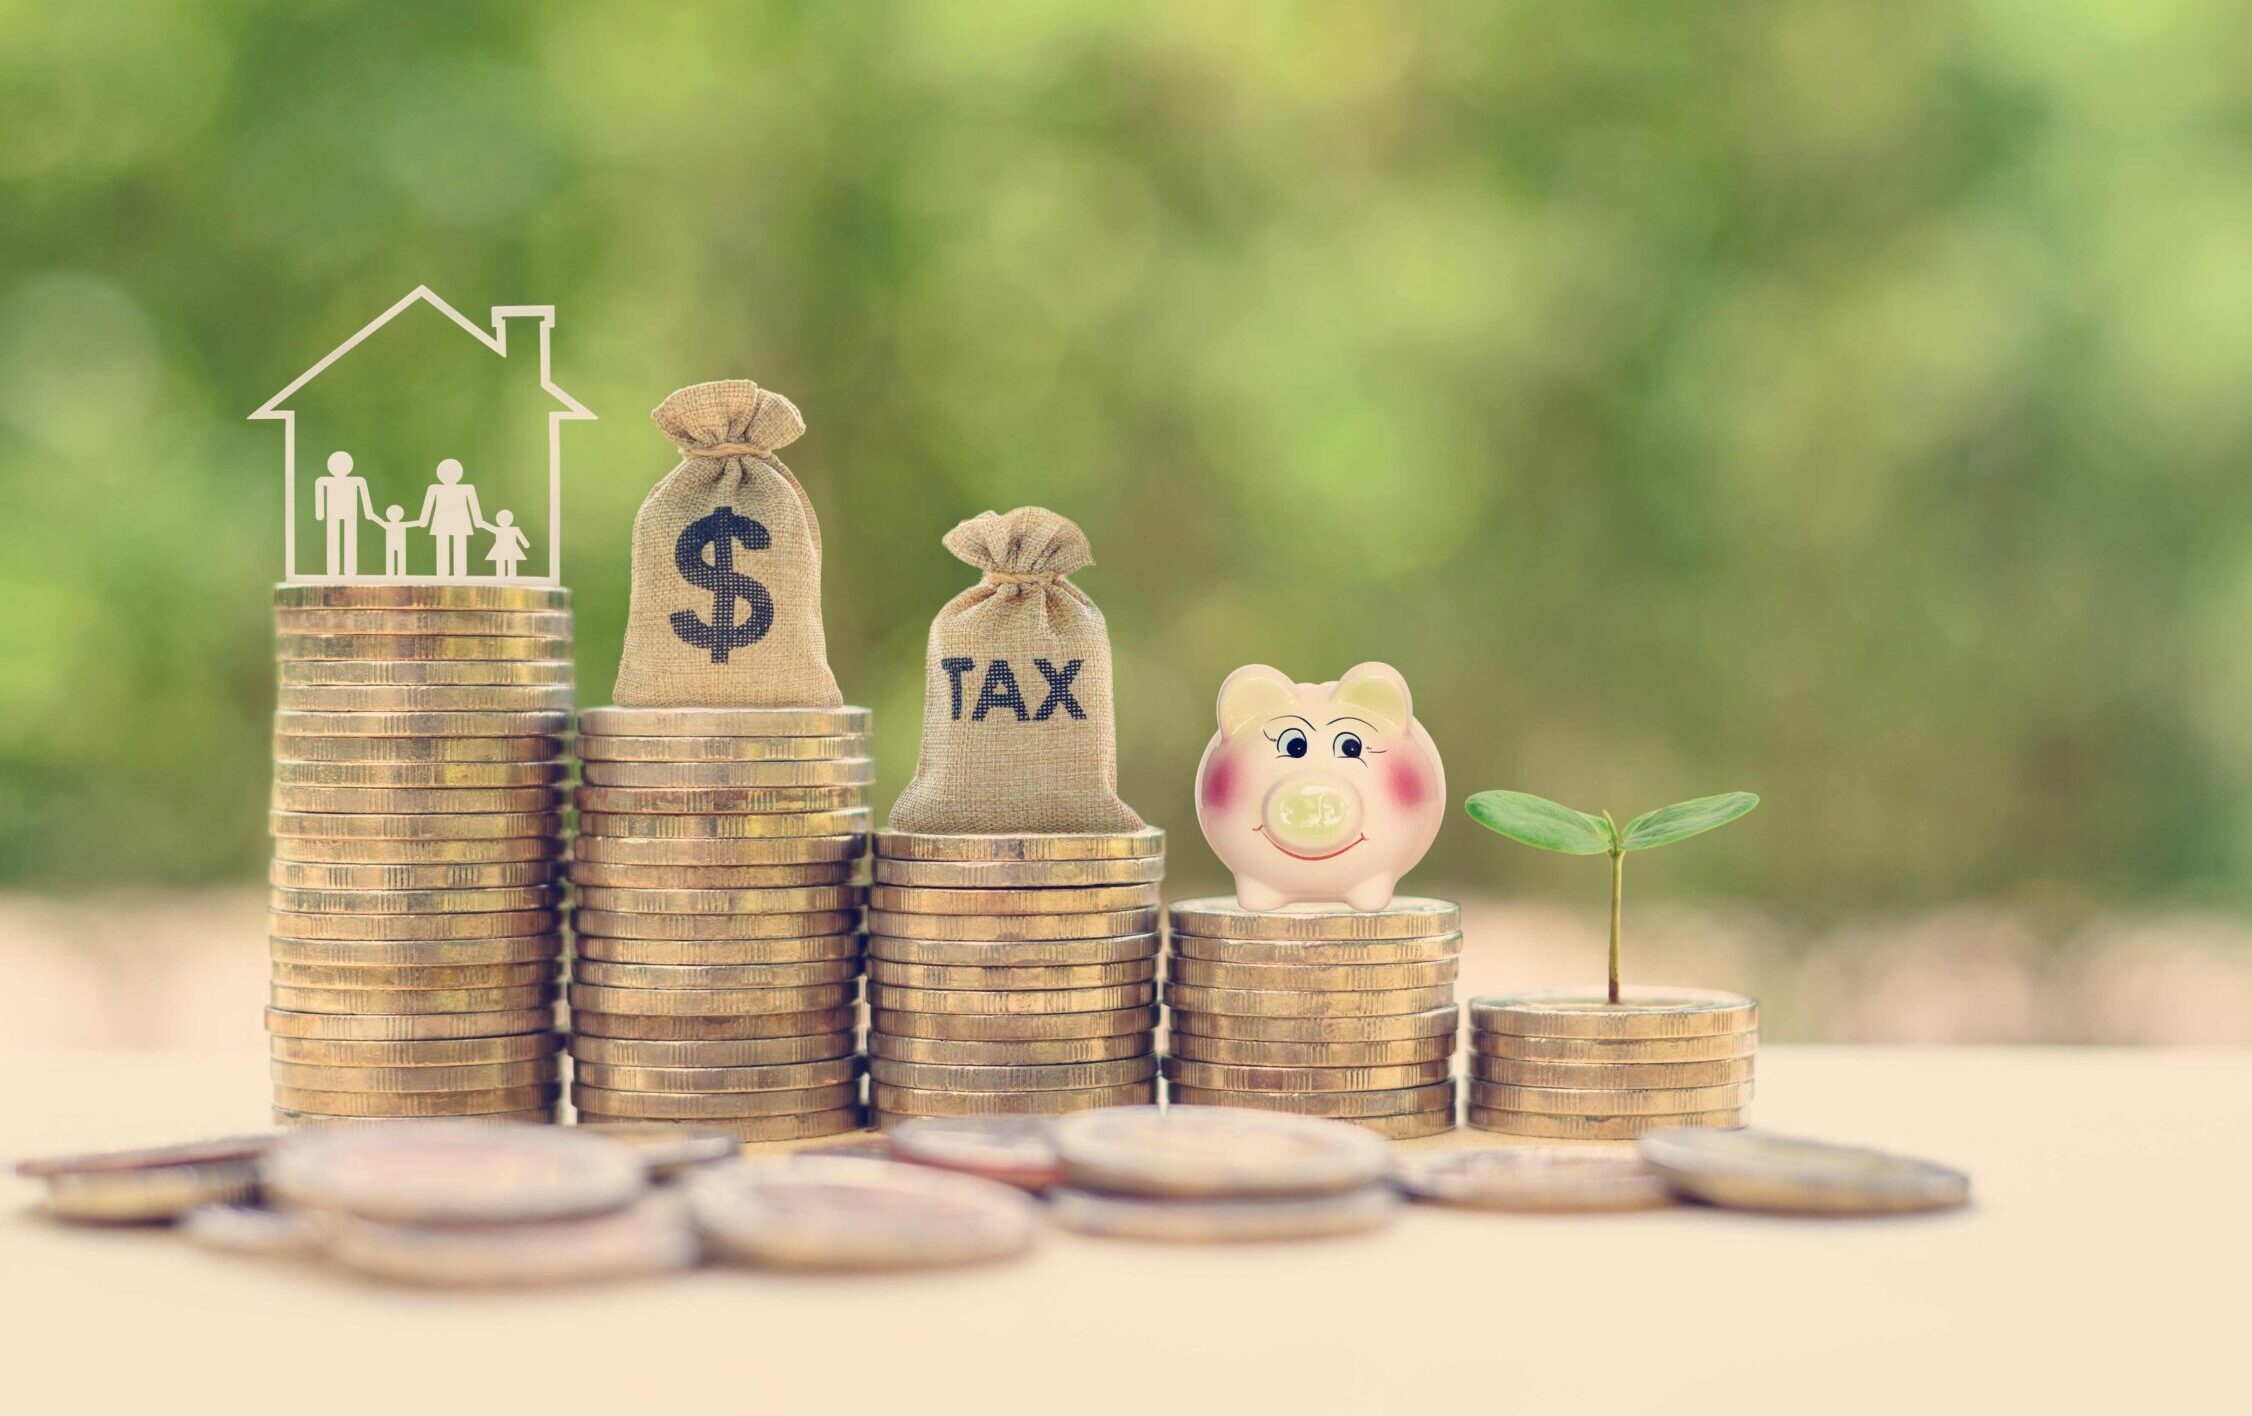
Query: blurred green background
xmin=5 ymin=0 xmax=2252 ymax=923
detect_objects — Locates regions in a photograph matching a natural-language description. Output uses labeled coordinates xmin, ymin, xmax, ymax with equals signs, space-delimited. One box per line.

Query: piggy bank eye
xmin=1273 ymin=727 xmax=1310 ymax=758
xmin=1333 ymin=732 xmax=1364 ymax=761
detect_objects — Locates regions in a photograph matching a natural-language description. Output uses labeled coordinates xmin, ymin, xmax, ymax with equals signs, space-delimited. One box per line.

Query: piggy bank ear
xmin=1217 ymin=665 xmax=1299 ymax=738
xmin=1334 ymin=662 xmax=1411 ymax=732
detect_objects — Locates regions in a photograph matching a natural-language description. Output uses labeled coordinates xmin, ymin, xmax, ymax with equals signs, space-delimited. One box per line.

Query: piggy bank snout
xmin=1260 ymin=775 xmax=1364 ymax=853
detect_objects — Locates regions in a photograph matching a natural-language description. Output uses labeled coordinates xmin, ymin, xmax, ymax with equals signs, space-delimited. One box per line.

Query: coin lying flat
xmin=572 ymin=884 xmax=861 ymax=915
xmin=579 ymin=758 xmax=875 ymax=789
xmin=273 ymin=1107 xmax=557 ymax=1127
xmin=870 ymin=1004 xmax=1159 ymax=1043
xmin=570 ymin=934 xmax=863 ymax=966
xmin=1469 ymin=989 xmax=1758 ymax=1040
xmin=272 ymin=836 xmax=564 ymax=866
xmin=872 ymin=856 xmax=1166 ymax=888
xmin=571 ymin=909 xmax=857 ymax=942
xmin=1465 ymin=1107 xmax=1744 ymax=1140
xmin=270 ymin=858 xmax=560 ymax=890
xmin=274 ymin=608 xmax=574 ymax=636
xmin=269 ymin=983 xmax=558 ymax=1015
xmin=1469 ymin=1056 xmax=1756 ymax=1089
xmin=1166 ymin=957 xmax=1461 ymax=992
xmin=569 ymin=833 xmax=867 ymax=867
xmin=1162 ymin=1058 xmax=1453 ymax=1092
xmin=274 ymin=732 xmax=566 ymax=763
xmin=1165 ymin=1033 xmax=1456 ymax=1068
xmin=870 ymin=1081 xmax=1156 ymax=1118
xmin=579 ymin=706 xmax=873 ymax=737
xmin=16 ymin=1135 xmax=276 ymax=1223
xmin=1053 ymin=1105 xmax=1390 ymax=1199
xmin=685 ymin=1109 xmax=868 ymax=1143
xmin=686 ymin=1157 xmax=1037 ymax=1269
xmin=270 ymin=909 xmax=564 ymax=942
xmin=267 ymin=936 xmax=563 ymax=967
xmin=1466 ymin=1081 xmax=1754 ymax=1116
xmin=867 ymin=1056 xmax=1157 ymax=1092
xmin=181 ymin=1203 xmax=324 ymax=1257
xmin=577 ymin=733 xmax=868 ymax=763
xmin=1394 ymin=1148 xmax=1675 ymax=1212
xmin=1163 ymin=983 xmax=1456 ymax=1019
xmin=1048 ymin=1186 xmax=1397 ymax=1243
xmin=569 ymin=1033 xmax=857 ymax=1068
xmin=1169 ymin=1005 xmax=1460 ymax=1045
xmin=579 ymin=811 xmax=873 ymax=841
xmin=271 ymin=785 xmax=566 ymax=815
xmin=1637 ymin=1128 xmax=1972 ymax=1215
xmin=1168 ymin=931 xmax=1465 ymax=966
xmin=1166 ymin=897 xmax=1460 ymax=941
xmin=267 ymin=961 xmax=560 ymax=991
xmin=567 ymin=860 xmax=860 ymax=890
xmin=886 ymin=1117 xmax=1062 ymax=1191
xmin=279 ymin=658 xmax=575 ymax=687
xmin=272 ymin=759 xmax=569 ymax=789
xmin=867 ymin=908 xmax=1159 ymax=943
xmin=566 ymin=983 xmax=856 ymax=1018
xmin=868 ymin=883 xmax=1163 ymax=915
xmin=276 ymin=685 xmax=578 ymax=713
xmin=269 ymin=1059 xmax=559 ymax=1094
xmin=572 ymin=1057 xmax=862 ymax=1094
xmin=270 ymin=1084 xmax=562 ymax=1118
xmin=273 ymin=583 xmax=572 ymax=611
xmin=570 ymin=959 xmax=860 ymax=991
xmin=275 ymin=632 xmax=573 ymax=661
xmin=865 ymin=958 xmax=1155 ymax=991
xmin=265 ymin=1122 xmax=645 ymax=1222
xmin=271 ymin=709 xmax=572 ymax=738
xmin=1353 ymin=1108 xmax=1457 ymax=1140
xmin=574 ymin=1123 xmax=742 ymax=1176
xmin=1472 ymin=1030 xmax=1761 ymax=1063
xmin=865 ymin=932 xmax=1159 ymax=967
xmin=567 ymin=1006 xmax=854 ymax=1042
xmin=262 ymin=1005 xmax=555 ymax=1041
xmin=570 ymin=1082 xmax=860 ymax=1120
xmin=867 ymin=1032 xmax=1148 ymax=1066
xmin=271 ymin=1033 xmax=562 ymax=1067
xmin=325 ymin=1191 xmax=699 ymax=1288
xmin=865 ymin=981 xmax=1154 ymax=1016
xmin=875 ymin=829 xmax=1166 ymax=862
xmin=574 ymin=785 xmax=868 ymax=816
xmin=1169 ymin=1080 xmax=1456 ymax=1118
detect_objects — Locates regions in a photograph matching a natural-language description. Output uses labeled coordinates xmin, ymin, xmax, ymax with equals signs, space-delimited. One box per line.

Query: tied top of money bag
xmin=613 ymin=380 xmax=844 ymax=708
xmin=888 ymin=507 xmax=1145 ymax=834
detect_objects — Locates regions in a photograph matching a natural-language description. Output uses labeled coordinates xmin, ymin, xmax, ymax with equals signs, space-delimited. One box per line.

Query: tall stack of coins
xmin=1162 ymin=897 xmax=1462 ymax=1139
xmin=268 ymin=585 xmax=573 ymax=1125
xmin=567 ymin=706 xmax=872 ymax=1142
xmin=1465 ymin=988 xmax=1758 ymax=1139
xmin=863 ymin=830 xmax=1166 ymax=1127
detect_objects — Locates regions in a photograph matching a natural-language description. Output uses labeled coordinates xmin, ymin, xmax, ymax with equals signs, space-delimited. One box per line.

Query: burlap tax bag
xmin=889 ymin=508 xmax=1145 ymax=834
xmin=614 ymin=381 xmax=844 ymax=707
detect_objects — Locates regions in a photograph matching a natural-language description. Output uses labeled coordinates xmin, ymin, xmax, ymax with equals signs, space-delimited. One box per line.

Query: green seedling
xmin=1463 ymin=790 xmax=1758 ymax=1004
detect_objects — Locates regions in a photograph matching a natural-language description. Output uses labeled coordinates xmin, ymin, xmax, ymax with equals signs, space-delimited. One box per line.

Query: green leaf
xmin=1464 ymin=791 xmax=1613 ymax=855
xmin=1619 ymin=792 xmax=1759 ymax=852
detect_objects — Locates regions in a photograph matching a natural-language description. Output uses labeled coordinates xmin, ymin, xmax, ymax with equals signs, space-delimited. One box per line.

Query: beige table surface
xmin=4 ymin=1044 xmax=2242 ymax=1414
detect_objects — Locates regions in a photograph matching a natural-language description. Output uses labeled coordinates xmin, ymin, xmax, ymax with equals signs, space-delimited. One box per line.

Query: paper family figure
xmin=254 ymin=285 xmax=592 ymax=585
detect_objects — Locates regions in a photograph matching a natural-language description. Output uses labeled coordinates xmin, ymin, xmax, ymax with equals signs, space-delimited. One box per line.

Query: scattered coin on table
xmin=1393 ymin=1148 xmax=1676 ymax=1213
xmin=1637 ymin=1127 xmax=1972 ymax=1215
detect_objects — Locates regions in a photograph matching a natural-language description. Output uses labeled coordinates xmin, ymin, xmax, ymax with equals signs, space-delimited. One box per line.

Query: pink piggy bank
xmin=1194 ymin=662 xmax=1445 ymax=912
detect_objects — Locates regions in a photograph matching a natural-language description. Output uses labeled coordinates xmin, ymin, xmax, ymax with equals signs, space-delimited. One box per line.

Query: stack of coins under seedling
xmin=566 ymin=705 xmax=871 ymax=1142
xmin=862 ymin=830 xmax=1166 ymax=1126
xmin=1465 ymin=988 xmax=1757 ymax=1139
xmin=1162 ymin=898 xmax=1462 ymax=1138
xmin=267 ymin=585 xmax=573 ymax=1125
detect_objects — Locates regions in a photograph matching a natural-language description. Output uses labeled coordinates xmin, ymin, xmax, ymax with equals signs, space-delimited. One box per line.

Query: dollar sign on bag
xmin=669 ymin=506 xmax=775 ymax=664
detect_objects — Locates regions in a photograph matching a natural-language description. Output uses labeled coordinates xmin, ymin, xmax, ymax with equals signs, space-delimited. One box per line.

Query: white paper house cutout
xmin=252 ymin=286 xmax=593 ymax=585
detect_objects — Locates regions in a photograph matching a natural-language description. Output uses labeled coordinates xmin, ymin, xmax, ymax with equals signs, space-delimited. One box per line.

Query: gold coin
xmin=267 ymin=909 xmax=562 ymax=941
xmin=262 ymin=1005 xmax=555 ymax=1040
xmin=1395 ymin=1147 xmax=1674 ymax=1212
xmin=272 ymin=784 xmax=566 ymax=814
xmin=274 ymin=609 xmax=573 ymax=636
xmin=270 ymin=1033 xmax=562 ymax=1066
xmin=1168 ymin=1080 xmax=1456 ymax=1118
xmin=572 ymin=934 xmax=862 ymax=966
xmin=571 ymin=1057 xmax=862 ymax=1094
xmin=1168 ymin=931 xmax=1464 ymax=966
xmin=1164 ymin=1033 xmax=1455 ymax=1068
xmin=566 ymin=982 xmax=857 ymax=1017
xmin=320 ymin=1190 xmax=695 ymax=1285
xmin=866 ymin=883 xmax=1162 ymax=916
xmin=870 ymin=1004 xmax=1158 ymax=1043
xmin=579 ymin=705 xmax=872 ymax=736
xmin=1162 ymin=1057 xmax=1453 ymax=1092
xmin=1346 ymin=1109 xmax=1456 ymax=1139
xmin=576 ymin=732 xmax=869 ymax=763
xmin=865 ymin=907 xmax=1158 ymax=942
xmin=273 ymin=583 xmax=571 ymax=611
xmin=272 ymin=732 xmax=565 ymax=762
xmin=1048 ymin=1105 xmax=1391 ymax=1199
xmin=868 ymin=1056 xmax=1156 ymax=1092
xmin=875 ymin=829 xmax=1166 ymax=862
xmin=277 ymin=684 xmax=577 ymax=713
xmin=572 ymin=884 xmax=862 ymax=915
xmin=580 ymin=758 xmax=874 ymax=788
xmin=279 ymin=658 xmax=575 ymax=687
xmin=871 ymin=1081 xmax=1155 ymax=1119
xmin=1635 ymin=1128 xmax=1971 ymax=1215
xmin=269 ymin=810 xmax=564 ymax=840
xmin=685 ymin=1154 xmax=1038 ymax=1265
xmin=273 ymin=1107 xmax=557 ymax=1127
xmin=273 ymin=759 xmax=568 ymax=789
xmin=17 ymin=1136 xmax=273 ymax=1224
xmin=571 ymin=959 xmax=861 ymax=990
xmin=1165 ymin=957 xmax=1460 ymax=992
xmin=1166 ymin=896 xmax=1460 ymax=941
xmin=269 ymin=1058 xmax=559 ymax=1092
xmin=865 ymin=981 xmax=1155 ymax=1015
xmin=885 ymin=1116 xmax=1063 ymax=1191
xmin=1470 ymin=1056 xmax=1756 ymax=1088
xmin=1472 ymin=1030 xmax=1760 ymax=1063
xmin=571 ymin=908 xmax=858 ymax=942
xmin=568 ymin=1006 xmax=855 ymax=1042
xmin=866 ymin=958 xmax=1155 ymax=991
xmin=871 ymin=855 xmax=1166 ymax=888
xmin=271 ymin=857 xmax=558 ymax=890
xmin=269 ymin=884 xmax=562 ymax=914
xmin=1045 ymin=1185 xmax=1397 ymax=1242
xmin=866 ymin=932 xmax=1159 ymax=967
xmin=570 ymin=1082 xmax=860 ymax=1119
xmin=1468 ymin=989 xmax=1758 ymax=1040
xmin=578 ymin=809 xmax=872 ymax=840
xmin=867 ymin=1032 xmax=1149 ymax=1066
xmin=569 ymin=1033 xmax=856 ymax=1068
xmin=1168 ymin=1004 xmax=1458 ymax=1044
xmin=1467 ymin=1080 xmax=1756 ymax=1116
xmin=275 ymin=632 xmax=571 ymax=661
xmin=272 ymin=836 xmax=563 ymax=866
xmin=270 ymin=983 xmax=557 ymax=1014
xmin=574 ymin=785 xmax=867 ymax=815
xmin=271 ymin=709 xmax=571 ymax=738
xmin=269 ymin=1084 xmax=561 ymax=1117
xmin=566 ymin=860 xmax=858 ymax=890
xmin=569 ymin=833 xmax=867 ymax=866
xmin=269 ymin=960 xmax=559 ymax=990
xmin=1466 ymin=1106 xmax=1744 ymax=1140
xmin=1162 ymin=983 xmax=1456 ymax=1018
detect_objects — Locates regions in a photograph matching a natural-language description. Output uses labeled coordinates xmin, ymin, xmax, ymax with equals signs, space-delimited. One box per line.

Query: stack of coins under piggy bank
xmin=1162 ymin=663 xmax=1461 ymax=1137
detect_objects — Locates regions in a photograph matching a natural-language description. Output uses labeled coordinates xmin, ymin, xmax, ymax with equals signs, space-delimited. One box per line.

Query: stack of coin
xmin=863 ymin=830 xmax=1166 ymax=1127
xmin=1162 ymin=897 xmax=1462 ymax=1139
xmin=567 ymin=705 xmax=872 ymax=1142
xmin=1466 ymin=987 xmax=1758 ymax=1139
xmin=268 ymin=584 xmax=572 ymax=1125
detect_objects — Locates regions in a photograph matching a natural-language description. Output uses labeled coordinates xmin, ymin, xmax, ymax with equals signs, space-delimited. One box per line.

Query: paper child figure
xmin=484 ymin=510 xmax=530 ymax=579
xmin=379 ymin=505 xmax=423 ymax=576
xmin=314 ymin=451 xmax=376 ymax=575
xmin=417 ymin=458 xmax=490 ymax=579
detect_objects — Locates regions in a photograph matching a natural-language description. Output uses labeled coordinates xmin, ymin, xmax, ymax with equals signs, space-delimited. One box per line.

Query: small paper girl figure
xmin=380 ymin=504 xmax=424 ymax=577
xmin=484 ymin=509 xmax=530 ymax=579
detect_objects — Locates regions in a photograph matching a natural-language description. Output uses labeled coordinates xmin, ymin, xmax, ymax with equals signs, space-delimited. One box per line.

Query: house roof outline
xmin=251 ymin=285 xmax=592 ymax=419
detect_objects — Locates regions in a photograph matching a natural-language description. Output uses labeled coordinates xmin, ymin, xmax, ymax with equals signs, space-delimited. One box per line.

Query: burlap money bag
xmin=613 ymin=381 xmax=844 ymax=707
xmin=889 ymin=508 xmax=1145 ymax=834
